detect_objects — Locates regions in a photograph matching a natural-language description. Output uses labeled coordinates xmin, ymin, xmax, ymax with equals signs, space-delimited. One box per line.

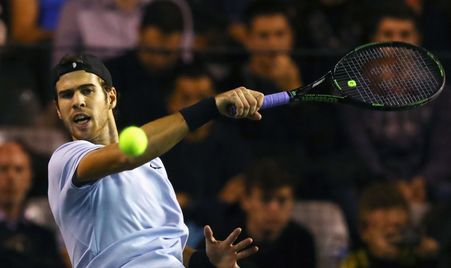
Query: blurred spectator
xmin=53 ymin=0 xmax=193 ymax=64
xmin=341 ymin=182 xmax=438 ymax=267
xmin=295 ymin=0 xmax=364 ymax=50
xmin=228 ymin=0 xmax=302 ymax=91
xmin=199 ymin=158 xmax=316 ymax=268
xmin=0 ymin=141 xmax=66 ymax=267
xmin=221 ymin=0 xmax=304 ymax=158
xmin=106 ymin=0 xmax=189 ymax=128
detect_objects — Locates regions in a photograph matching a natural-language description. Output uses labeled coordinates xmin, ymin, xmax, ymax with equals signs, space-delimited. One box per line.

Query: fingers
xmin=234 ymin=237 xmax=253 ymax=251
xmin=237 ymin=246 xmax=259 ymax=260
xmin=231 ymin=87 xmax=263 ymax=119
xmin=204 ymin=225 xmax=216 ymax=244
xmin=224 ymin=227 xmax=242 ymax=245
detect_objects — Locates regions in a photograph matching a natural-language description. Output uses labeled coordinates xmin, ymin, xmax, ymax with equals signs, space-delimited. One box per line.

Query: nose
xmin=72 ymin=91 xmax=86 ymax=109
xmin=266 ymin=199 xmax=280 ymax=211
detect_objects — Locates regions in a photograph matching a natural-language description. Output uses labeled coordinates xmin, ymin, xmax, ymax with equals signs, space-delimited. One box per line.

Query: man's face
xmin=245 ymin=14 xmax=293 ymax=66
xmin=167 ymin=75 xmax=214 ymax=113
xmin=138 ymin=26 xmax=183 ymax=72
xmin=242 ymin=186 xmax=294 ymax=239
xmin=372 ymin=18 xmax=420 ymax=45
xmin=55 ymin=71 xmax=116 ymax=142
xmin=0 ymin=143 xmax=32 ymax=209
xmin=361 ymin=207 xmax=409 ymax=252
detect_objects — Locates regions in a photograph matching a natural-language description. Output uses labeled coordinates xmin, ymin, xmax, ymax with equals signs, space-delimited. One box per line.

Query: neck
xmin=106 ymin=115 xmax=119 ymax=144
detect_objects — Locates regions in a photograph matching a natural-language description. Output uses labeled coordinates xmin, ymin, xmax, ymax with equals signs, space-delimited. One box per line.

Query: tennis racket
xmin=233 ymin=41 xmax=445 ymax=113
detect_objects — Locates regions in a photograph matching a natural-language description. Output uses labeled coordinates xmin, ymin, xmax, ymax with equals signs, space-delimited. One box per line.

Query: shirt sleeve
xmin=48 ymin=140 xmax=102 ymax=220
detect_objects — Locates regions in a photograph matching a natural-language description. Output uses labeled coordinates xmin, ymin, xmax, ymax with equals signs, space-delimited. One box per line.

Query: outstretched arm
xmin=74 ymin=87 xmax=264 ymax=185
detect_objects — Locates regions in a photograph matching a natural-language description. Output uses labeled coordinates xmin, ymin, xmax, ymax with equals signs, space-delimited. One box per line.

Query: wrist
xmin=180 ymin=97 xmax=220 ymax=131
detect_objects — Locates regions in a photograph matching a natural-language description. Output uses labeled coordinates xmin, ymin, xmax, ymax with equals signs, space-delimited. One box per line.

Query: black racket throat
xmin=288 ymin=72 xmax=344 ymax=104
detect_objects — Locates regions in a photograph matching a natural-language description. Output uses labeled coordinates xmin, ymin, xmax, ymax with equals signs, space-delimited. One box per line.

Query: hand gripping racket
xmin=233 ymin=41 xmax=445 ymax=113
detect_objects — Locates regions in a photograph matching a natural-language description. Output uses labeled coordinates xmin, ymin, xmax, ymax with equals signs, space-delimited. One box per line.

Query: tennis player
xmin=47 ymin=54 xmax=262 ymax=268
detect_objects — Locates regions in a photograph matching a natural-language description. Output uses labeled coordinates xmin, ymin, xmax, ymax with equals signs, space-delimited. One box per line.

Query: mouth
xmin=72 ymin=113 xmax=91 ymax=127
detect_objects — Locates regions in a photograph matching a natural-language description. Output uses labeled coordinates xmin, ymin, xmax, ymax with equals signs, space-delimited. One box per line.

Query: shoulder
xmin=48 ymin=140 xmax=101 ymax=177
xmin=50 ymin=140 xmax=98 ymax=162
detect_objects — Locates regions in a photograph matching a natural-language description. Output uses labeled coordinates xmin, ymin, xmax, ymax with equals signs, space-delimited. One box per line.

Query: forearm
xmin=133 ymin=112 xmax=189 ymax=166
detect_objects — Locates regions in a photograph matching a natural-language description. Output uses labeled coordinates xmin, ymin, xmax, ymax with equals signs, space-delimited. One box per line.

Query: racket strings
xmin=334 ymin=44 xmax=442 ymax=107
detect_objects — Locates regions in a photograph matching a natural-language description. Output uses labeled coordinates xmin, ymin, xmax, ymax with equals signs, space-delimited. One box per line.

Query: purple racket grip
xmin=227 ymin=91 xmax=291 ymax=116
xmin=261 ymin=92 xmax=290 ymax=110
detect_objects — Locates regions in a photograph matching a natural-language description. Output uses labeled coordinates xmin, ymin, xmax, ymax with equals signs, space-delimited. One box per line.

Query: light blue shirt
xmin=48 ymin=140 xmax=188 ymax=268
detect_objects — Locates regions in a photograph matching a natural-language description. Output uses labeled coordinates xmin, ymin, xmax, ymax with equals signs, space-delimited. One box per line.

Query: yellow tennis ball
xmin=119 ymin=126 xmax=148 ymax=156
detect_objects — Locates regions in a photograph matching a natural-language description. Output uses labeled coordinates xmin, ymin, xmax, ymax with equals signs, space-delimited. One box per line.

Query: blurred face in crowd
xmin=0 ymin=142 xmax=32 ymax=210
xmin=360 ymin=207 xmax=409 ymax=257
xmin=55 ymin=71 xmax=117 ymax=144
xmin=245 ymin=14 xmax=293 ymax=68
xmin=372 ymin=18 xmax=420 ymax=45
xmin=138 ymin=26 xmax=183 ymax=73
xmin=167 ymin=75 xmax=214 ymax=113
xmin=242 ymin=185 xmax=294 ymax=241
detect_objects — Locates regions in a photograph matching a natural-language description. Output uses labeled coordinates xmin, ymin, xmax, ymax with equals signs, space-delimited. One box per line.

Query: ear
xmin=54 ymin=100 xmax=62 ymax=119
xmin=108 ymin=87 xmax=117 ymax=109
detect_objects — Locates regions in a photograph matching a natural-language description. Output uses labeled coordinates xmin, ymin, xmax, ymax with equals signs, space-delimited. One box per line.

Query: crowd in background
xmin=1 ymin=0 xmax=451 ymax=267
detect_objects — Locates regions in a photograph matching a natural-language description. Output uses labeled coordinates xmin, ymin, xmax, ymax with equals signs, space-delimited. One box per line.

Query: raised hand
xmin=204 ymin=225 xmax=258 ymax=268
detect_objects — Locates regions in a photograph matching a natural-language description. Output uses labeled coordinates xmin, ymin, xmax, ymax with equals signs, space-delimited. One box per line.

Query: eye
xmin=59 ymin=91 xmax=74 ymax=99
xmin=81 ymin=87 xmax=94 ymax=95
xmin=275 ymin=29 xmax=286 ymax=38
xmin=400 ymin=31 xmax=412 ymax=39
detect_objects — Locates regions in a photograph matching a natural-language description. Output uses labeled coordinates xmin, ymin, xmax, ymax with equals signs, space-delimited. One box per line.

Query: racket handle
xmin=227 ymin=91 xmax=291 ymax=116
xmin=261 ymin=91 xmax=291 ymax=110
